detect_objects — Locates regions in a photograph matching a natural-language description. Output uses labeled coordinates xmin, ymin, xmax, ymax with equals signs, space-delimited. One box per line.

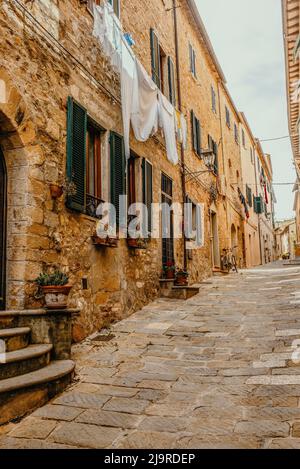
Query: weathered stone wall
xmin=0 ymin=0 xmax=254 ymax=339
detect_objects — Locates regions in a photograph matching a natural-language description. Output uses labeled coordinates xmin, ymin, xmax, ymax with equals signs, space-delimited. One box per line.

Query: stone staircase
xmin=159 ymin=279 xmax=200 ymax=300
xmin=0 ymin=314 xmax=76 ymax=426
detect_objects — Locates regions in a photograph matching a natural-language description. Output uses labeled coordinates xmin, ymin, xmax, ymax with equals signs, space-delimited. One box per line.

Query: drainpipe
xmin=172 ymin=0 xmax=187 ymax=271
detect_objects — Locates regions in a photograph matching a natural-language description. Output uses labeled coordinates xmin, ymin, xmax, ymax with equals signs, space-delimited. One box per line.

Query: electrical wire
xmin=9 ymin=0 xmax=121 ymax=105
xmin=259 ymin=134 xmax=299 ymax=142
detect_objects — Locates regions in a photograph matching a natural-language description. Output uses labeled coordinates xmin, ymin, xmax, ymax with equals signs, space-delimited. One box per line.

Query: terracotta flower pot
xmin=175 ymin=275 xmax=188 ymax=286
xmin=41 ymin=285 xmax=72 ymax=310
xmin=165 ymin=270 xmax=175 ymax=280
xmin=127 ymin=238 xmax=147 ymax=249
xmin=175 ymin=272 xmax=189 ymax=286
xmin=49 ymin=184 xmax=63 ymax=199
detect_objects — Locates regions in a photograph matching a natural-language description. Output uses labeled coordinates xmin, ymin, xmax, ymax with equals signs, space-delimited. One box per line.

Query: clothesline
xmin=92 ymin=1 xmax=186 ymax=166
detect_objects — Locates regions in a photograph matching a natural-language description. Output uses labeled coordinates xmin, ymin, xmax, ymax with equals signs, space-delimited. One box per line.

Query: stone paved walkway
xmin=2 ymin=262 xmax=300 ymax=449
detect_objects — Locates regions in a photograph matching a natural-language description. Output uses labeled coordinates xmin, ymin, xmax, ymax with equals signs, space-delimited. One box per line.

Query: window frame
xmin=168 ymin=56 xmax=177 ymax=107
xmin=87 ymin=0 xmax=120 ymax=18
xmin=191 ymin=110 xmax=201 ymax=157
xmin=211 ymin=86 xmax=217 ymax=113
xmin=234 ymin=123 xmax=239 ymax=144
xmin=242 ymin=129 xmax=246 ymax=148
xmin=225 ymin=106 xmax=231 ymax=128
xmin=189 ymin=42 xmax=197 ymax=78
xmin=86 ymin=119 xmax=104 ymax=217
xmin=142 ymin=158 xmax=153 ymax=236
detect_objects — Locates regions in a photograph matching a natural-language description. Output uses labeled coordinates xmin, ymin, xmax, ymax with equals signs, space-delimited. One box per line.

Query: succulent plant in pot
xmin=35 ymin=270 xmax=72 ymax=310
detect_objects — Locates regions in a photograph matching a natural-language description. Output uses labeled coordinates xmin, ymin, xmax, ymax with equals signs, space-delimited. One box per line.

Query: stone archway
xmin=0 ymin=68 xmax=41 ymax=310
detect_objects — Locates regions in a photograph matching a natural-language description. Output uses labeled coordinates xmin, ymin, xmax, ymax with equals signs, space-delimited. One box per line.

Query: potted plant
xmin=35 ymin=270 xmax=72 ymax=310
xmin=127 ymin=236 xmax=147 ymax=249
xmin=49 ymin=183 xmax=64 ymax=200
xmin=92 ymin=234 xmax=118 ymax=248
xmin=175 ymin=268 xmax=189 ymax=286
xmin=163 ymin=261 xmax=176 ymax=280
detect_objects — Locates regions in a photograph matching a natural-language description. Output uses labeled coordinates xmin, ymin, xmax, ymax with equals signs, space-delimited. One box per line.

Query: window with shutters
xmin=225 ymin=106 xmax=231 ymax=128
xmin=211 ymin=86 xmax=217 ymax=113
xmin=128 ymin=154 xmax=136 ymax=208
xmin=254 ymin=196 xmax=263 ymax=214
xmin=250 ymin=147 xmax=254 ymax=164
xmin=189 ymin=43 xmax=196 ymax=78
xmin=142 ymin=159 xmax=153 ymax=236
xmin=246 ymin=185 xmax=252 ymax=207
xmin=186 ymin=196 xmax=197 ymax=238
xmin=168 ymin=57 xmax=176 ymax=107
xmin=234 ymin=123 xmax=239 ymax=144
xmin=208 ymin=135 xmax=219 ymax=176
xmin=242 ymin=129 xmax=246 ymax=148
xmin=86 ymin=120 xmax=103 ymax=218
xmin=108 ymin=0 xmax=120 ymax=17
xmin=191 ymin=110 xmax=201 ymax=157
xmin=150 ymin=29 xmax=167 ymax=93
xmin=110 ymin=132 xmax=126 ymax=228
xmin=66 ymin=97 xmax=104 ymax=218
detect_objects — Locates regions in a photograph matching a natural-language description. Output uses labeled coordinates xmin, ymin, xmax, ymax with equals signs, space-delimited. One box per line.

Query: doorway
xmin=161 ymin=173 xmax=174 ymax=267
xmin=211 ymin=211 xmax=220 ymax=267
xmin=0 ymin=147 xmax=6 ymax=310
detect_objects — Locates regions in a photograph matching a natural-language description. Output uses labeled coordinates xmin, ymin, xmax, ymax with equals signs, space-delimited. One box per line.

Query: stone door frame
xmin=0 ymin=146 xmax=6 ymax=310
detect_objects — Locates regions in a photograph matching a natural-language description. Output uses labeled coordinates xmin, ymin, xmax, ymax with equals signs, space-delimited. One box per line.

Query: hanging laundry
xmin=175 ymin=111 xmax=187 ymax=150
xmin=264 ymin=183 xmax=269 ymax=205
xmin=121 ymin=41 xmax=136 ymax=159
xmin=131 ymin=60 xmax=159 ymax=142
xmin=238 ymin=188 xmax=250 ymax=219
xmin=93 ymin=3 xmax=122 ymax=72
xmin=158 ymin=91 xmax=179 ymax=165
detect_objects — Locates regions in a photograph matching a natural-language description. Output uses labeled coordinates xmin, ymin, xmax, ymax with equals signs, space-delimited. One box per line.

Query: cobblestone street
xmin=2 ymin=262 xmax=300 ymax=449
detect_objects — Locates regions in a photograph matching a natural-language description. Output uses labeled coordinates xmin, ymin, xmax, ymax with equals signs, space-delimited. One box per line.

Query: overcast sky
xmin=196 ymin=0 xmax=295 ymax=221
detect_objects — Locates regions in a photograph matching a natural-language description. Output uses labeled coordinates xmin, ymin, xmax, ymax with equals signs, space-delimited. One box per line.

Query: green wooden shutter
xmin=150 ymin=29 xmax=160 ymax=88
xmin=168 ymin=57 xmax=176 ymax=107
xmin=110 ymin=132 xmax=126 ymax=227
xmin=196 ymin=118 xmax=201 ymax=156
xmin=213 ymin=140 xmax=219 ymax=175
xmin=142 ymin=159 xmax=153 ymax=235
xmin=254 ymin=196 xmax=263 ymax=214
xmin=66 ymin=97 xmax=87 ymax=212
xmin=191 ymin=110 xmax=197 ymax=153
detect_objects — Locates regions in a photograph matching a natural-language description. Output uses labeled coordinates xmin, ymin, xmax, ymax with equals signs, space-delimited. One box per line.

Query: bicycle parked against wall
xmin=221 ymin=247 xmax=238 ymax=273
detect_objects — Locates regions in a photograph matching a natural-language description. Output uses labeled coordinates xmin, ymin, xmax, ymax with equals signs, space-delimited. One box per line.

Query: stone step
xmin=213 ymin=268 xmax=230 ymax=276
xmin=0 ymin=344 xmax=53 ymax=380
xmin=0 ymin=327 xmax=31 ymax=352
xmin=160 ymin=286 xmax=200 ymax=300
xmin=159 ymin=279 xmax=175 ymax=291
xmin=0 ymin=360 xmax=75 ymax=425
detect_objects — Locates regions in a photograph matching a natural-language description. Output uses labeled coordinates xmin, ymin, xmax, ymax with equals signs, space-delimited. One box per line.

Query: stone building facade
xmin=0 ymin=0 xmax=275 ymax=340
xmin=275 ymin=218 xmax=297 ymax=260
xmin=282 ymin=0 xmax=300 ymax=257
xmin=239 ymin=113 xmax=262 ymax=268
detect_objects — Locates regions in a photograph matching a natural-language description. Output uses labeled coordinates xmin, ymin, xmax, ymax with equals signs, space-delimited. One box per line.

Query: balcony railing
xmin=86 ymin=194 xmax=104 ymax=219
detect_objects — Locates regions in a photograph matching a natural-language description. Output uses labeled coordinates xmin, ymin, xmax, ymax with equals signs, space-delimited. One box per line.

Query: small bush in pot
xmin=35 ymin=270 xmax=72 ymax=310
xmin=163 ymin=261 xmax=176 ymax=280
xmin=175 ymin=269 xmax=189 ymax=286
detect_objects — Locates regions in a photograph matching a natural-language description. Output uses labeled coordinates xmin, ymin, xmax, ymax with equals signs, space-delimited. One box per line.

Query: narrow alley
xmin=1 ymin=262 xmax=300 ymax=449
